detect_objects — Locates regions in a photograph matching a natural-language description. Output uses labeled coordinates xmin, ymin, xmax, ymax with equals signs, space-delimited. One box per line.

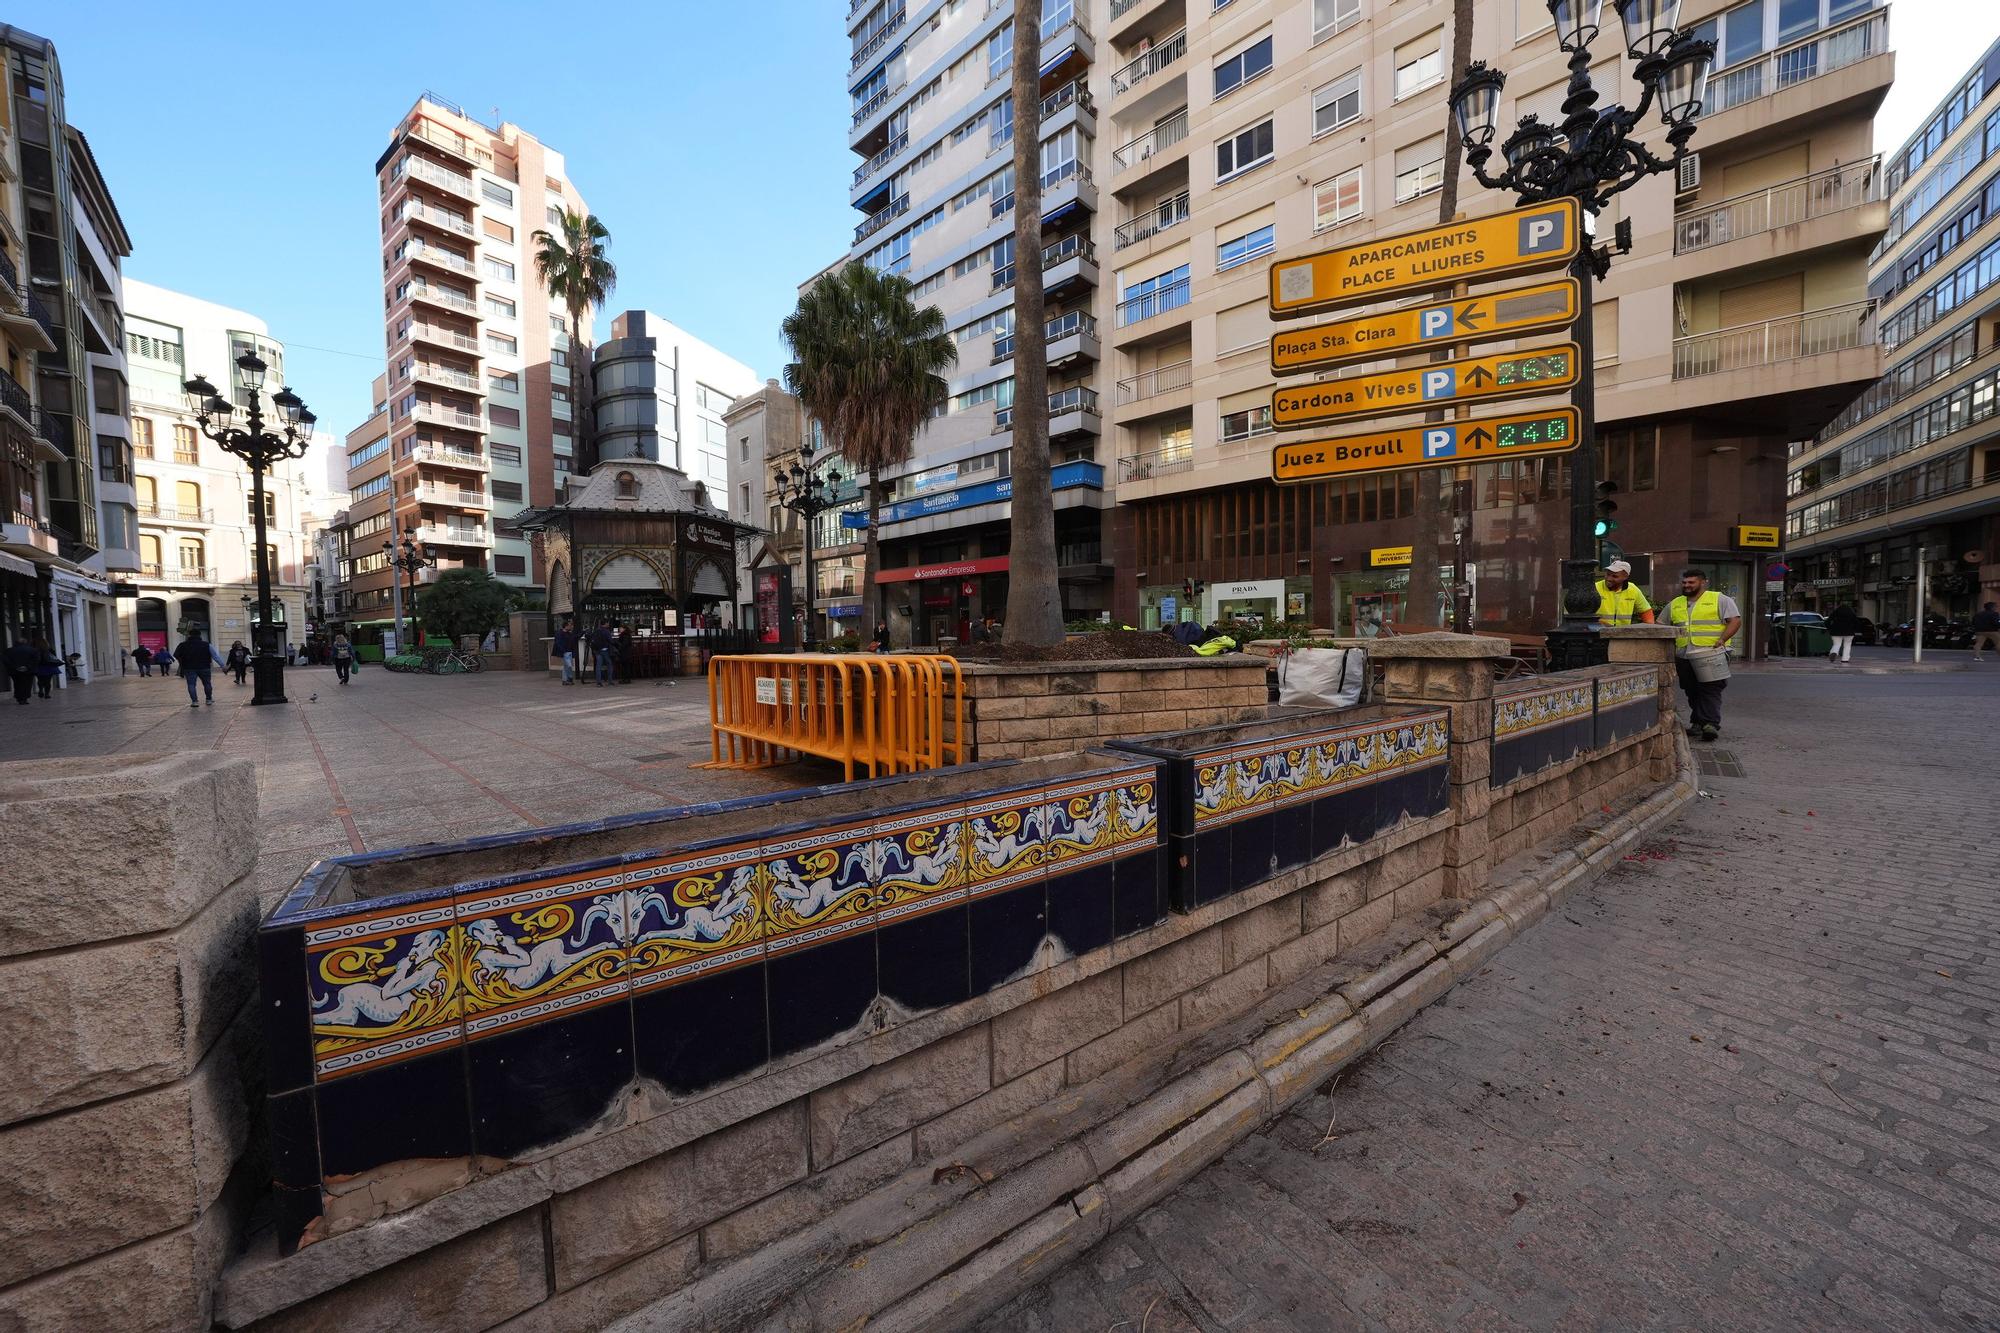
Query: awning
xmin=0 ymin=549 xmax=34 ymax=578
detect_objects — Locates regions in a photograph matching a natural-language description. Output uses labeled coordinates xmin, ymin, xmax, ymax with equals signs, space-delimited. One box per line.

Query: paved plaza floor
xmin=985 ymin=660 xmax=2000 ymax=1330
xmin=0 ymin=663 xmax=808 ymax=907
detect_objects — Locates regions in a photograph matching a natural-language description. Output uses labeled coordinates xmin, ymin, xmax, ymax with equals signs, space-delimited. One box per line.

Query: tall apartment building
xmin=0 ymin=25 xmax=136 ymax=678
xmin=337 ymin=383 xmax=394 ymax=623
xmin=1783 ymin=38 xmax=2000 ymax=624
xmin=590 ymin=309 xmax=759 ymax=493
xmin=120 ymin=279 xmax=316 ymax=656
xmin=363 ymin=94 xmax=591 ymax=606
xmin=844 ymin=0 xmax=1892 ymax=649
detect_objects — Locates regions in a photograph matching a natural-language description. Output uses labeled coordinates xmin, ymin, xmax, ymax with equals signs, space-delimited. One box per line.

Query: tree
xmin=418 ymin=569 xmax=512 ymax=646
xmin=1408 ymin=0 xmax=1479 ymax=632
xmin=532 ymin=211 xmax=617 ymax=472
xmin=1004 ymin=0 xmax=1062 ymax=648
xmin=781 ymin=264 xmax=956 ymax=625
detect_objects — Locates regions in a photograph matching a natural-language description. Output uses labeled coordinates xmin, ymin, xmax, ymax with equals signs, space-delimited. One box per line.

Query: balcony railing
xmin=410 ymin=324 xmax=481 ymax=352
xmin=0 ymin=249 xmax=16 ymax=293
xmin=1674 ymin=157 xmax=1883 ymax=254
xmin=1114 ymin=191 xmax=1190 ymax=249
xmin=1048 ymin=386 xmax=1100 ymax=416
xmin=140 ymin=504 xmax=214 ymax=523
xmin=141 ymin=565 xmax=220 ymax=582
xmin=413 ymin=483 xmax=487 ymax=507
xmin=1110 ymin=0 xmax=1153 ymax=18
xmin=415 ymin=363 xmax=481 ymax=391
xmin=24 ymin=291 xmax=55 ymax=339
xmin=1118 ymin=445 xmax=1194 ymax=479
xmin=1117 ymin=359 xmax=1192 ymax=403
xmin=855 ymin=194 xmax=910 ymax=244
xmin=0 ymin=366 xmax=31 ymax=425
xmin=1112 ymin=28 xmax=1186 ymax=96
xmin=401 ymin=156 xmax=475 ymax=199
xmin=413 ymin=442 xmax=489 ymax=469
xmin=1042 ymin=159 xmax=1091 ymax=194
xmin=412 ymin=523 xmax=490 ymax=545
xmin=398 ymin=202 xmax=475 ymax=237
xmin=1672 ymin=301 xmax=1877 ymax=379
xmin=411 ymin=401 xmax=484 ymax=430
xmin=405 ymin=119 xmax=494 ymax=170
xmin=852 ymin=129 xmax=909 ymax=187
xmin=36 ymin=407 xmax=71 ymax=457
xmin=850 ymin=7 xmax=905 ymax=69
xmin=1117 ymin=278 xmax=1192 ymax=328
xmin=1043 ymin=234 xmax=1096 ymax=268
xmin=1705 ymin=10 xmax=1888 ymax=116
xmin=1112 ymin=109 xmax=1189 ymax=172
xmin=995 ymin=311 xmax=1098 ymax=359
xmin=408 ymin=283 xmax=477 ymax=313
xmin=1041 ymin=79 xmax=1091 ymax=120
xmin=404 ymin=244 xmax=477 ymax=276
xmin=852 ymin=82 xmax=900 ymax=127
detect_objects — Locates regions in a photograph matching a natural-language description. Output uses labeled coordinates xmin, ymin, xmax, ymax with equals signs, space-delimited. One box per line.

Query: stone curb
xmin=609 ymin=735 xmax=1700 ymax=1333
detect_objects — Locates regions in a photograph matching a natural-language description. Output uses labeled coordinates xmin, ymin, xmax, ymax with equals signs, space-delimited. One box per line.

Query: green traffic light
xmin=1594 ymin=519 xmax=1617 ymax=537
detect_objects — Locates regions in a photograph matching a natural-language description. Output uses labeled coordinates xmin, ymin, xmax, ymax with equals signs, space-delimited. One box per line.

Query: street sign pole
xmin=1914 ymin=544 xmax=1927 ymax=665
xmin=1547 ymin=248 xmax=1603 ymax=671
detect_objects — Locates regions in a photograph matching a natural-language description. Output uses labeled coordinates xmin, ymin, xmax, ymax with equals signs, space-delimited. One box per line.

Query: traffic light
xmin=1593 ymin=480 xmax=1620 ymax=538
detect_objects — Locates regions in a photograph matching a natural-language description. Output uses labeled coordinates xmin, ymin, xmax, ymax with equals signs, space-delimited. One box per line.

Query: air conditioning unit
xmin=1676 ymin=152 xmax=1701 ymax=195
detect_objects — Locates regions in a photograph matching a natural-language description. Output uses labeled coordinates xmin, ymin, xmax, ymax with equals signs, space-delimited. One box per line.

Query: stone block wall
xmin=962 ymin=659 xmax=1269 ymax=761
xmin=0 ymin=754 xmax=262 ymax=1333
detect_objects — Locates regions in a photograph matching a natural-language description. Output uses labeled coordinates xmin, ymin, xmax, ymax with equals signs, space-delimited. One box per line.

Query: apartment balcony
xmin=1041 ymin=161 xmax=1098 ymax=228
xmin=1117 ymin=443 xmax=1194 ymax=482
xmin=409 ymin=322 xmax=481 ymax=356
xmin=404 ymin=243 xmax=478 ymax=280
xmin=416 ymin=561 xmax=485 ymax=584
xmin=1037 ymin=8 xmax=1095 ymax=86
xmin=412 ymin=441 xmax=490 ymax=471
xmin=0 ymin=248 xmax=17 ymax=302
xmin=413 ymin=362 xmax=483 ymax=395
xmin=1664 ymin=301 xmax=1881 ymax=436
xmin=411 ymin=522 xmax=490 ymax=546
xmin=0 ymin=281 xmax=55 ymax=352
xmin=1109 ymin=0 xmax=1183 ymax=46
xmin=1 ymin=511 xmax=57 ymax=559
xmin=138 ymin=564 xmax=219 ymax=583
xmin=410 ymin=401 xmax=485 ymax=433
xmin=855 ymin=193 xmax=909 ymax=245
xmin=0 ymin=366 xmax=33 ymax=435
xmin=1113 ymin=358 xmax=1194 ymax=425
xmin=850 ymin=80 xmax=905 ymax=148
xmin=991 ymin=312 xmax=1101 ymax=368
xmin=413 ymin=481 xmax=489 ymax=508
xmin=1113 ymin=190 xmax=1190 ymax=252
xmin=399 ymin=155 xmax=476 ymax=201
xmin=1113 ymin=277 xmax=1192 ymax=346
xmin=395 ymin=200 xmax=476 ymax=241
xmin=1049 ymin=385 xmax=1102 ymax=438
xmin=1041 ymin=233 xmax=1100 ymax=297
xmin=850 ymin=129 xmax=909 ymax=195
xmin=849 ymin=6 xmax=905 ymax=71
xmin=400 ymin=116 xmax=494 ymax=172
xmin=1673 ymin=157 xmax=1886 ymax=278
xmin=34 ymin=408 xmax=69 ymax=463
xmin=1111 ymin=28 xmax=1186 ymax=120
xmin=139 ymin=504 xmax=214 ymax=523
xmin=1696 ymin=10 xmax=1891 ymax=147
xmin=1111 ymin=109 xmax=1189 ymax=194
xmin=406 ymin=283 xmax=479 ymax=318
xmin=1040 ymin=79 xmax=1097 ymax=146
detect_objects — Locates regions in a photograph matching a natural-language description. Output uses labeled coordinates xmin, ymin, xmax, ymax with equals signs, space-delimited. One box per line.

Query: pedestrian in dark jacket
xmin=32 ymin=637 xmax=60 ymax=698
xmin=553 ymin=621 xmax=579 ymax=685
xmin=590 ymin=622 xmax=615 ymax=686
xmin=1825 ymin=605 xmax=1860 ymax=664
xmin=613 ymin=622 xmax=634 ymax=684
xmin=225 ymin=641 xmax=252 ymax=685
xmin=133 ymin=643 xmax=153 ymax=677
xmin=5 ymin=634 xmax=35 ymax=704
xmin=172 ymin=629 xmax=225 ymax=707
xmin=1972 ymin=601 xmax=2000 ymax=662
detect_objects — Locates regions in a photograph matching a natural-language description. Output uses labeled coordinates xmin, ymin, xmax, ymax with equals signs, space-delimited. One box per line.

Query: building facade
xmin=1783 ymin=38 xmax=2000 ymax=625
xmin=843 ymin=0 xmax=1892 ymax=649
xmin=365 ymin=94 xmax=591 ymax=608
xmin=120 ymin=280 xmax=316 ymax=657
xmin=590 ymin=309 xmax=759 ymax=498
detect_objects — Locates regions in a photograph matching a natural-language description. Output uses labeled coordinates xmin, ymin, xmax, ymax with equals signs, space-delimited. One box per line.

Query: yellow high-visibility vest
xmin=1595 ymin=580 xmax=1652 ymax=626
xmin=1666 ymin=590 xmax=1729 ymax=650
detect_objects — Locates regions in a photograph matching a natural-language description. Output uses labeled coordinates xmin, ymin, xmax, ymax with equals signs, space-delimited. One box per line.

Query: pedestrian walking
xmin=5 ymin=632 xmax=34 ymax=705
xmin=32 ymin=637 xmax=59 ymax=699
xmin=1825 ymin=604 xmax=1860 ymax=663
xmin=590 ymin=620 xmax=615 ymax=686
xmin=613 ymin=622 xmax=634 ymax=684
xmin=331 ymin=633 xmax=354 ymax=685
xmin=120 ymin=647 xmax=129 ymax=676
xmin=553 ymin=618 xmax=579 ymax=685
xmin=1594 ymin=559 xmax=1654 ymax=627
xmin=1664 ymin=568 xmax=1742 ymax=743
xmin=132 ymin=643 xmax=152 ymax=677
xmin=172 ymin=628 xmax=225 ymax=708
xmin=1972 ymin=601 xmax=2000 ymax=662
xmin=225 ymin=640 xmax=251 ymax=686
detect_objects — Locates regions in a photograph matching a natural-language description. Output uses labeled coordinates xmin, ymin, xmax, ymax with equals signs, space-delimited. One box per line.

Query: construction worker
xmin=1664 ymin=567 xmax=1742 ymax=743
xmin=1595 ymin=559 xmax=1654 ymax=626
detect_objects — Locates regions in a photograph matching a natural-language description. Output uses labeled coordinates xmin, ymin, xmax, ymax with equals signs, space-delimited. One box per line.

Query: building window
xmin=1599 ymin=426 xmax=1657 ymax=492
xmin=98 ymin=436 xmax=132 ymax=483
xmin=1220 ymin=406 xmax=1274 ymax=441
xmin=1215 ymin=119 xmax=1275 ymax=182
xmin=487 ymin=332 xmax=517 ymax=355
xmin=490 ymin=443 xmax=523 ymax=465
xmin=349 ymin=437 xmax=388 ymax=467
xmin=1314 ymin=166 xmax=1365 ymax=230
xmin=1120 ymin=263 xmax=1192 ymax=324
xmin=1312 ymin=0 xmax=1360 ymax=42
xmin=1395 ymin=134 xmax=1446 ymax=202
xmin=616 ymin=471 xmax=639 ymax=498
xmin=133 ymin=417 xmax=155 ymax=458
xmin=552 ymin=348 xmax=568 ymax=368
xmin=546 ymin=205 xmax=564 ymax=226
xmin=491 ymin=480 xmax=524 ymax=502
xmin=481 ymin=179 xmax=513 ymax=206
xmin=484 ymin=257 xmax=515 ymax=284
xmin=1217 ymin=223 xmax=1276 ymax=271
xmin=1213 ymin=36 xmax=1273 ymax=99
xmin=482 ymin=217 xmax=515 ymax=243
xmin=173 ymin=423 xmax=198 ymax=462
xmin=485 ymin=295 xmax=516 ymax=320
xmin=495 ymin=554 xmax=527 ymax=576
xmin=552 ymin=415 xmax=573 ymax=437
xmin=740 ymin=482 xmax=751 ymax=513
xmin=178 ymin=537 xmax=205 ymax=572
xmin=550 ymin=314 xmax=568 ymax=334
xmin=353 ymin=474 xmax=391 ymax=501
xmin=739 ymin=436 xmax=750 ymax=461
xmin=488 ymin=370 xmax=519 ymax=393
xmin=1313 ymin=69 xmax=1363 ymax=136
xmin=1393 ymin=34 xmax=1444 ymax=99
xmin=553 ymin=455 xmax=572 ymax=474
xmin=489 ymin=405 xmax=522 ymax=429
xmin=247 ymin=492 xmax=276 ymax=523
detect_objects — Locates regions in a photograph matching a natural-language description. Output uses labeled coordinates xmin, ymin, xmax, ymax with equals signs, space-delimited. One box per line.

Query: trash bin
xmin=1796 ymin=625 xmax=1832 ymax=657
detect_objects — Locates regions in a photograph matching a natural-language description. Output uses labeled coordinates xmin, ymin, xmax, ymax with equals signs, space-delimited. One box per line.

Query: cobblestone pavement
xmin=0 ymin=665 xmax=808 ymax=906
xmin=984 ymin=662 xmax=2000 ymax=1331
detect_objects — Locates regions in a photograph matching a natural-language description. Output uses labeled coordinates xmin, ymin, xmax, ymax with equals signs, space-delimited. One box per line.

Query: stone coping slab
xmin=955 ymin=658 xmax=1262 ymax=677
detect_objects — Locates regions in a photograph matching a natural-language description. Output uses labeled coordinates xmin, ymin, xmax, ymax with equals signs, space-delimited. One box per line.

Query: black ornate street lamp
xmin=382 ymin=535 xmax=438 ymax=649
xmin=183 ymin=353 xmax=315 ymax=705
xmin=1450 ymin=0 xmax=1713 ymax=668
xmin=771 ymin=433 xmax=845 ymax=653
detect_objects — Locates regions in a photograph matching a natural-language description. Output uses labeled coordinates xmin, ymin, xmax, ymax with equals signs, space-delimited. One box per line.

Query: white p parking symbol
xmin=1421 ymin=369 xmax=1455 ymax=399
xmin=1423 ymin=428 xmax=1457 ymax=459
xmin=1519 ymin=210 xmax=1566 ymax=255
xmin=1419 ymin=308 xmax=1454 ymax=339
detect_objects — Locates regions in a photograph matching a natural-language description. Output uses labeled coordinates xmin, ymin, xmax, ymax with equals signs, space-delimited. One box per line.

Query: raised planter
xmin=959 ymin=656 xmax=1268 ymax=761
xmin=1492 ymin=665 xmax=1659 ymax=788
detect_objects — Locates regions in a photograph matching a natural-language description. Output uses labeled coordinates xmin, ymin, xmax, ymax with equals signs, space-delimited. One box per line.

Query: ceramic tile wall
xmin=1593 ymin=668 xmax=1661 ymax=750
xmin=1492 ymin=678 xmax=1597 ymax=787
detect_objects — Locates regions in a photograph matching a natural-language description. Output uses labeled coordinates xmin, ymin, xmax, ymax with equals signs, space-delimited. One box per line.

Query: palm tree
xmin=782 ymin=264 xmax=956 ymax=625
xmin=532 ymin=210 xmax=617 ymax=472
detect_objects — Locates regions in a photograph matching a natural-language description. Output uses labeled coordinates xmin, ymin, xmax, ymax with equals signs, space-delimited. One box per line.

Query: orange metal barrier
xmin=696 ymin=654 xmax=965 ymax=781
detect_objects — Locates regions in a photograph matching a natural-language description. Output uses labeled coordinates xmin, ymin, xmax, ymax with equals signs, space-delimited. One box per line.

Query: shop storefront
xmin=877 ymin=554 xmax=1010 ymax=646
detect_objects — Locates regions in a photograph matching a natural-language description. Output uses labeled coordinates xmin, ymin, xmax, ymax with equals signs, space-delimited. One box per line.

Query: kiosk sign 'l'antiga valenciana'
xmin=1268 ymin=199 xmax=1580 ymax=317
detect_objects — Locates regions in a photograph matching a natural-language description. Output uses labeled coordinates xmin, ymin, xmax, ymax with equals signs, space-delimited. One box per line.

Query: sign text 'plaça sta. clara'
xmin=1272 ymin=406 xmax=1581 ymax=485
xmin=1270 ymin=277 xmax=1580 ymax=375
xmin=1268 ymin=198 xmax=1580 ymax=318
xmin=1271 ymin=342 xmax=1579 ymax=428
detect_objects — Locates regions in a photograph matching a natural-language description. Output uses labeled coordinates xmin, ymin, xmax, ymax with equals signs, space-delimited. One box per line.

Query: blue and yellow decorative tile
xmin=457 ymin=864 xmax=633 ymax=1043
xmin=874 ymin=803 xmax=971 ymax=1012
xmin=965 ymin=783 xmax=1050 ymax=993
xmin=628 ymin=839 xmax=771 ymax=1094
xmin=304 ymin=893 xmax=463 ymax=1082
xmin=762 ymin=818 xmax=881 ymax=1059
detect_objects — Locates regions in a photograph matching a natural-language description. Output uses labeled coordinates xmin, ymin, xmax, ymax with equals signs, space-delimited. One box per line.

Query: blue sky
xmin=20 ymin=0 xmax=857 ymax=479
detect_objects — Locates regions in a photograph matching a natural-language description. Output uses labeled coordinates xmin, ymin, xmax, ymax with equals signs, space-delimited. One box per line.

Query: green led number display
xmin=1495 ymin=351 xmax=1572 ymax=386
xmin=1495 ymin=414 xmax=1572 ymax=448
